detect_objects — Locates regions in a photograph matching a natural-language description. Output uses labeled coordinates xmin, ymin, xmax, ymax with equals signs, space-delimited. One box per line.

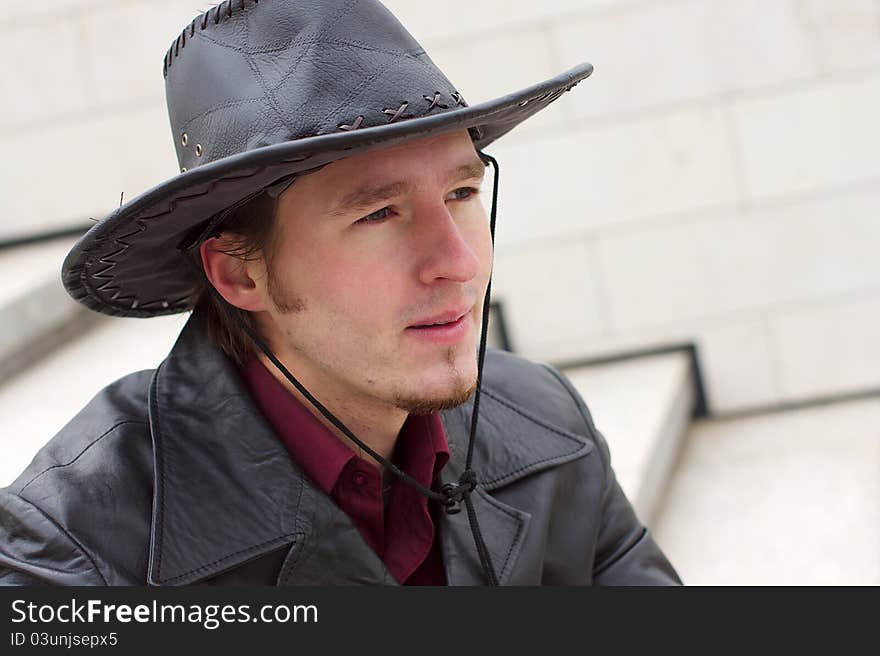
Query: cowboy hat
xmin=62 ymin=0 xmax=592 ymax=317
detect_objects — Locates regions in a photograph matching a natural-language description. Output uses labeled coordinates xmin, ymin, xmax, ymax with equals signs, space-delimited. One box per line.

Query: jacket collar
xmin=147 ymin=312 xmax=592 ymax=585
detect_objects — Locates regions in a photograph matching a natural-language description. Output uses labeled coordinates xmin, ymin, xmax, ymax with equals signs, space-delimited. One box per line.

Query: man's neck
xmin=255 ymin=352 xmax=407 ymax=468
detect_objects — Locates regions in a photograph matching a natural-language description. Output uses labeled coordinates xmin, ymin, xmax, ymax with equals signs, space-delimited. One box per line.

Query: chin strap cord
xmin=459 ymin=151 xmax=499 ymax=586
xmin=180 ymin=151 xmax=501 ymax=586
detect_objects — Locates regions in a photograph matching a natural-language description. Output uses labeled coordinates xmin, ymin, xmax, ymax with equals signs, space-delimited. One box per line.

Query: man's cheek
xmin=463 ymin=222 xmax=493 ymax=270
xmin=333 ymin=282 xmax=399 ymax=332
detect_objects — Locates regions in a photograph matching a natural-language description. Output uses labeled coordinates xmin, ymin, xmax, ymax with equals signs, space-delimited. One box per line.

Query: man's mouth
xmin=406 ymin=307 xmax=472 ymax=344
xmin=409 ymin=308 xmax=469 ymax=329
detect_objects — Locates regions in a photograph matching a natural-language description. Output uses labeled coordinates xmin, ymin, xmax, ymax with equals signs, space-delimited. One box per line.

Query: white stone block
xmin=803 ymin=0 xmax=880 ymax=74
xmin=706 ymin=0 xmax=818 ymax=93
xmin=555 ymin=1 xmax=721 ymax=119
xmin=771 ymin=294 xmax=880 ymax=400
xmin=732 ymin=75 xmax=880 ymax=200
xmin=654 ymin=399 xmax=880 ymax=584
xmin=511 ymin=305 xmax=697 ymax=368
xmin=1 ymin=105 xmax=178 ymax=239
xmin=484 ymin=105 xmax=740 ymax=248
xmin=0 ymin=20 xmax=91 ymax=127
xmin=0 ymin=0 xmax=103 ymax=23
xmin=521 ymin=310 xmax=781 ymax=414
xmin=382 ymin=0 xmax=629 ymax=45
xmin=81 ymin=1 xmax=205 ymax=107
xmin=596 ymin=191 xmax=880 ymax=331
xmin=490 ymin=240 xmax=606 ymax=357
xmin=555 ymin=0 xmax=816 ymax=120
xmin=692 ymin=317 xmax=781 ymax=413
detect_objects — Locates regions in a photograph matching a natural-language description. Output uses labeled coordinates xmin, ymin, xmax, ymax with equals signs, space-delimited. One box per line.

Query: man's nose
xmin=413 ymin=202 xmax=481 ymax=285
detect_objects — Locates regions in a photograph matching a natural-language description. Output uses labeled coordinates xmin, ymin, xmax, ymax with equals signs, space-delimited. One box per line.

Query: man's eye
xmin=356 ymin=207 xmax=392 ymax=224
xmin=449 ymin=187 xmax=479 ymax=201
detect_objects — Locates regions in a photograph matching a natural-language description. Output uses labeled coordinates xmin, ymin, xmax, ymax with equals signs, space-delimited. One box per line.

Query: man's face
xmin=252 ymin=130 xmax=493 ymax=415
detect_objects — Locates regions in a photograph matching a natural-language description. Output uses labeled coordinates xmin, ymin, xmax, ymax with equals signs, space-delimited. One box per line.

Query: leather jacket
xmin=0 ymin=312 xmax=681 ymax=585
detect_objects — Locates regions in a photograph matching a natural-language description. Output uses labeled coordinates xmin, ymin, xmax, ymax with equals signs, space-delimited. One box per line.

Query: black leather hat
xmin=62 ymin=0 xmax=592 ymax=318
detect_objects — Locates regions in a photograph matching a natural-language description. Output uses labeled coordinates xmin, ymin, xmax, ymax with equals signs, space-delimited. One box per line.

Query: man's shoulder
xmin=1 ymin=369 xmax=157 ymax=584
xmin=7 ymin=369 xmax=155 ymax=497
xmin=479 ymin=352 xmax=681 ymax=586
xmin=481 ymin=347 xmax=600 ymax=443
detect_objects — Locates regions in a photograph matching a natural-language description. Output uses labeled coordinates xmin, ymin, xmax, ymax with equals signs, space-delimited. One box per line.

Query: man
xmin=0 ymin=0 xmax=680 ymax=585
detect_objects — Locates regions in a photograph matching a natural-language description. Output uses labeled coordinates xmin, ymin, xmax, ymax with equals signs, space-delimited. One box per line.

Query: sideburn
xmin=266 ymin=263 xmax=307 ymax=314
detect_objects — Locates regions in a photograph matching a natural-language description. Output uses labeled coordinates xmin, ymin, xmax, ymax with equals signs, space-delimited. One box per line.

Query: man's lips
xmin=405 ymin=306 xmax=473 ymax=346
xmin=408 ymin=307 xmax=471 ymax=328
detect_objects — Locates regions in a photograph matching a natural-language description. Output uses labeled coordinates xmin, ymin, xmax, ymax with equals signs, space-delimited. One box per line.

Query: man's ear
xmin=199 ymin=236 xmax=268 ymax=312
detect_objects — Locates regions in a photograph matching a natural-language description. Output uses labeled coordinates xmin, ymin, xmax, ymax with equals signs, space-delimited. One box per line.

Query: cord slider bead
xmin=440 ymin=470 xmax=477 ymax=515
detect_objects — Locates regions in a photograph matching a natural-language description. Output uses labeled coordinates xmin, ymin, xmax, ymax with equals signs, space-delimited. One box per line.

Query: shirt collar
xmin=240 ymin=355 xmax=450 ymax=494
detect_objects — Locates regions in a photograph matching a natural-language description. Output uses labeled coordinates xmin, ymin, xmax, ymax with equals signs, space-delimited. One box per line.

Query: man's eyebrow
xmin=451 ymin=158 xmax=488 ymax=183
xmin=330 ymin=157 xmax=487 ymax=217
xmin=331 ymin=181 xmax=411 ymax=217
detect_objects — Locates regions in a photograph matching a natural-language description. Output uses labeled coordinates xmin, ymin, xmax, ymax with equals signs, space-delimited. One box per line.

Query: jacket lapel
xmin=436 ymin=389 xmax=593 ymax=585
xmin=147 ymin=311 xmax=401 ymax=585
xmin=275 ymin=482 xmax=397 ymax=585
xmin=147 ymin=312 xmax=303 ymax=584
xmin=435 ymin=451 xmax=531 ymax=586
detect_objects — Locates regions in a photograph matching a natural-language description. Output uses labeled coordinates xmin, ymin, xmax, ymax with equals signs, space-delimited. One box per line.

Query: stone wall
xmin=3 ymin=0 xmax=878 ymax=412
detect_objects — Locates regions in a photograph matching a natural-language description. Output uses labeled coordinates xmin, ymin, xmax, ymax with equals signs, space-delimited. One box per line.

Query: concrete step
xmin=652 ymin=397 xmax=880 ymax=584
xmin=560 ymin=350 xmax=698 ymax=527
xmin=0 ymin=237 xmax=96 ymax=383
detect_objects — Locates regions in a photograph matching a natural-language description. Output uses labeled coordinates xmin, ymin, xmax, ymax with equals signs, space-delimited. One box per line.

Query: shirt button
xmin=352 ymin=471 xmax=368 ymax=486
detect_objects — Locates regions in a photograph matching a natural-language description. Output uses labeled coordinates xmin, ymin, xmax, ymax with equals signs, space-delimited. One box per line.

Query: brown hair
xmin=188 ymin=191 xmax=279 ymax=366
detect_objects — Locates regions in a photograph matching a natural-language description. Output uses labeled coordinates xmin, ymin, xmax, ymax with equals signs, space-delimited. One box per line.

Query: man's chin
xmin=393 ymin=379 xmax=477 ymax=415
xmin=392 ymin=344 xmax=479 ymax=414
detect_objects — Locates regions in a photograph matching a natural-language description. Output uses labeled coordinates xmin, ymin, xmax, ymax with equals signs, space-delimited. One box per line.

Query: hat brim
xmin=62 ymin=63 xmax=593 ymax=318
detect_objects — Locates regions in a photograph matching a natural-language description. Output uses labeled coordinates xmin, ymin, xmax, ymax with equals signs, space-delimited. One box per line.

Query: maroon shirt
xmin=240 ymin=357 xmax=449 ymax=585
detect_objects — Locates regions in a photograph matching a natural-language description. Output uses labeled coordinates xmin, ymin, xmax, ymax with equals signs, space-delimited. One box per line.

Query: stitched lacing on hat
xmin=164 ymin=0 xmax=259 ymax=77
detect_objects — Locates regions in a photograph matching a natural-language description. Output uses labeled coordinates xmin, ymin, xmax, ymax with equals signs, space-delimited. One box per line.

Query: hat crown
xmin=164 ymin=0 xmax=464 ymax=173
